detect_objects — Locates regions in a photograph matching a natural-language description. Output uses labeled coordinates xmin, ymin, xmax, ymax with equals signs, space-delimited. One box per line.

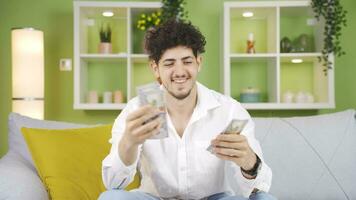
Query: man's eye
xmin=184 ymin=61 xmax=192 ymax=65
xmin=164 ymin=63 xmax=174 ymax=67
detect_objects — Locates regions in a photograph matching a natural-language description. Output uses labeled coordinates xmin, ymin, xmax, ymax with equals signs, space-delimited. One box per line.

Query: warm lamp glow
xmin=242 ymin=11 xmax=254 ymax=18
xmin=102 ymin=11 xmax=114 ymax=17
xmin=291 ymin=58 xmax=303 ymax=64
xmin=11 ymin=28 xmax=44 ymax=119
xmin=12 ymin=100 xmax=44 ymax=120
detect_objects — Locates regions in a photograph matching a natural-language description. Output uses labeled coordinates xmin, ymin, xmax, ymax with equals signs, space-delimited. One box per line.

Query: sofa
xmin=0 ymin=109 xmax=355 ymax=200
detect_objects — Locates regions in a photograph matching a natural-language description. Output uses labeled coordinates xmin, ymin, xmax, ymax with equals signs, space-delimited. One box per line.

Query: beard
xmin=161 ymin=77 xmax=194 ymax=100
xmin=159 ymin=71 xmax=195 ymax=100
xmin=167 ymin=87 xmax=193 ymax=100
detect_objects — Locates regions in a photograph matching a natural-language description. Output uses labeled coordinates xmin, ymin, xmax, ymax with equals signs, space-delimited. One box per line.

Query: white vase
xmin=283 ymin=91 xmax=294 ymax=103
xmin=114 ymin=90 xmax=123 ymax=103
xmin=103 ymin=91 xmax=113 ymax=103
xmin=98 ymin=42 xmax=112 ymax=54
xmin=295 ymin=91 xmax=307 ymax=103
xmin=305 ymin=92 xmax=315 ymax=103
xmin=87 ymin=91 xmax=98 ymax=104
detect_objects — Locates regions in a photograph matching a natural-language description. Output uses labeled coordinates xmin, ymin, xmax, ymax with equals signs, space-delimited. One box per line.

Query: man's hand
xmin=119 ymin=105 xmax=162 ymax=166
xmin=211 ymin=134 xmax=257 ymax=179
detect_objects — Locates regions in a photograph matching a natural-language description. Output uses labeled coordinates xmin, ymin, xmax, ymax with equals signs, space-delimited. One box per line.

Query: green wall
xmin=1 ymin=0 xmax=355 ymax=157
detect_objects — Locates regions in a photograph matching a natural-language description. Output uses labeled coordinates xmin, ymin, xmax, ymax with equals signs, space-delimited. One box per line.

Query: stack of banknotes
xmin=206 ymin=119 xmax=248 ymax=153
xmin=137 ymin=82 xmax=168 ymax=139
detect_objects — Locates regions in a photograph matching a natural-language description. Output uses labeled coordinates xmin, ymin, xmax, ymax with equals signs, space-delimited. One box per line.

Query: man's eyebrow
xmin=162 ymin=58 xmax=176 ymax=62
xmin=162 ymin=56 xmax=194 ymax=62
xmin=181 ymin=56 xmax=194 ymax=60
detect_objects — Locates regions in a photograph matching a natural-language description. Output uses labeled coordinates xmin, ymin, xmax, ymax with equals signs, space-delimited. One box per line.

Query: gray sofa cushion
xmin=2 ymin=113 xmax=90 ymax=200
xmin=0 ymin=151 xmax=48 ymax=200
xmin=2 ymin=110 xmax=355 ymax=200
xmin=254 ymin=109 xmax=356 ymax=200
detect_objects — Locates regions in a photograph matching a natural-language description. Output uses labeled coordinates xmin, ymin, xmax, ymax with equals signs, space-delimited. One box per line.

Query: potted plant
xmin=98 ymin=23 xmax=112 ymax=54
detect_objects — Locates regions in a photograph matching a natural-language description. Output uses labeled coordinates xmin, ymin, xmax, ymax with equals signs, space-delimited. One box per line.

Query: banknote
xmin=137 ymin=82 xmax=168 ymax=139
xmin=206 ymin=119 xmax=249 ymax=153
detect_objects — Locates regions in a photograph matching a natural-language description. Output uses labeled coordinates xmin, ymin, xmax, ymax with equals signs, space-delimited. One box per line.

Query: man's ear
xmin=197 ymin=55 xmax=202 ymax=72
xmin=150 ymin=60 xmax=158 ymax=74
xmin=150 ymin=60 xmax=161 ymax=83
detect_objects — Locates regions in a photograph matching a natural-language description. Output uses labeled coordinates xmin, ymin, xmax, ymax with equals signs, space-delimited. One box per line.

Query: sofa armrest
xmin=0 ymin=151 xmax=49 ymax=200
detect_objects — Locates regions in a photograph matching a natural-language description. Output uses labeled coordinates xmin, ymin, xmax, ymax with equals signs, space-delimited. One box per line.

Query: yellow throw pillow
xmin=21 ymin=125 xmax=140 ymax=200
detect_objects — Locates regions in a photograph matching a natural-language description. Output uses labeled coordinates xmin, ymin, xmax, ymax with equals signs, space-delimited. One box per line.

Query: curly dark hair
xmin=144 ymin=19 xmax=206 ymax=64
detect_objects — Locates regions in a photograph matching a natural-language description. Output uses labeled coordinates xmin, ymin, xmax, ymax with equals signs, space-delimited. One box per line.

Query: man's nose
xmin=174 ymin=62 xmax=186 ymax=74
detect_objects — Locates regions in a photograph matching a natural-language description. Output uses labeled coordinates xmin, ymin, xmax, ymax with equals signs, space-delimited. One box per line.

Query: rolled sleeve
xmin=102 ymin=143 xmax=141 ymax=189
xmin=228 ymin=159 xmax=272 ymax=197
xmin=111 ymin=146 xmax=138 ymax=176
xmin=253 ymin=160 xmax=272 ymax=192
xmin=227 ymin=103 xmax=272 ymax=197
xmin=101 ymin=98 xmax=142 ymax=189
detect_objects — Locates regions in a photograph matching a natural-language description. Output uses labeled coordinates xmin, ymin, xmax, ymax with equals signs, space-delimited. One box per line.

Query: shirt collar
xmin=195 ymin=82 xmax=221 ymax=112
xmin=159 ymin=81 xmax=221 ymax=124
xmin=159 ymin=81 xmax=221 ymax=112
xmin=186 ymin=82 xmax=221 ymax=125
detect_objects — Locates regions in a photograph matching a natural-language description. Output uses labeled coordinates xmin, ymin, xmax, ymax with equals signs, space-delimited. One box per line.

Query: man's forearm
xmin=118 ymin=137 xmax=139 ymax=166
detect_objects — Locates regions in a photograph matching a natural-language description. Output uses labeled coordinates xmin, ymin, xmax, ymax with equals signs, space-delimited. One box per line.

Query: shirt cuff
xmin=252 ymin=160 xmax=272 ymax=192
xmin=111 ymin=148 xmax=139 ymax=177
xmin=230 ymin=161 xmax=256 ymax=197
xmin=229 ymin=159 xmax=271 ymax=197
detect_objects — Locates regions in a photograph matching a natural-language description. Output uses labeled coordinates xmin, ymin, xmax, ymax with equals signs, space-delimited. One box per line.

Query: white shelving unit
xmin=223 ymin=1 xmax=335 ymax=110
xmin=73 ymin=1 xmax=161 ymax=110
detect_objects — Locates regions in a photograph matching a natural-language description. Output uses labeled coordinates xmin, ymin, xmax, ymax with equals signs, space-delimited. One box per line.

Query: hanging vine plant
xmin=311 ymin=0 xmax=347 ymax=73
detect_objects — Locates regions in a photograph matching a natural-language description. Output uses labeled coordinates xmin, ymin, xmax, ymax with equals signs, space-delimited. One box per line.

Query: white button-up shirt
xmin=102 ymin=82 xmax=272 ymax=199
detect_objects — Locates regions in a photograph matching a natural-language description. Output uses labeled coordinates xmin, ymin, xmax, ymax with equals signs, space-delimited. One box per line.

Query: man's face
xmin=151 ymin=46 xmax=201 ymax=100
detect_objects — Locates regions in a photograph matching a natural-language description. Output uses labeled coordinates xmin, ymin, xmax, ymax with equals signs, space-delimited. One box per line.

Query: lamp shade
xmin=11 ymin=28 xmax=44 ymax=119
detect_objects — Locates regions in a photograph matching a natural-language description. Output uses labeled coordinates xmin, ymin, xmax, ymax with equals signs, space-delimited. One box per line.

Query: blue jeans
xmin=98 ymin=190 xmax=277 ymax=200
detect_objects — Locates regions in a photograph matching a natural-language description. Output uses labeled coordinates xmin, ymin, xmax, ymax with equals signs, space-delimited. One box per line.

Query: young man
xmin=99 ymin=20 xmax=275 ymax=200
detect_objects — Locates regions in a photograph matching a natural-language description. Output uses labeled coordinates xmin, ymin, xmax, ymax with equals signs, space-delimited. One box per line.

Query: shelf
xmin=223 ymin=1 xmax=334 ymax=110
xmin=230 ymin=53 xmax=322 ymax=59
xmin=231 ymin=53 xmax=277 ymax=57
xmin=280 ymin=6 xmax=323 ymax=53
xmin=230 ymin=57 xmax=277 ymax=103
xmin=280 ymin=54 xmax=322 ymax=63
xmin=78 ymin=59 xmax=127 ymax=105
xmin=80 ymin=53 xmax=128 ymax=61
xmin=80 ymin=7 xmax=128 ymax=54
xmin=131 ymin=54 xmax=148 ymax=58
xmin=79 ymin=7 xmax=128 ymax=18
xmin=280 ymin=53 xmax=322 ymax=57
xmin=74 ymin=2 xmax=161 ymax=110
xmin=229 ymin=7 xmax=277 ymax=54
xmin=131 ymin=54 xmax=149 ymax=63
xmin=242 ymin=102 xmax=334 ymax=110
xmin=230 ymin=53 xmax=277 ymax=61
xmin=280 ymin=56 xmax=330 ymax=104
xmin=74 ymin=103 xmax=127 ymax=110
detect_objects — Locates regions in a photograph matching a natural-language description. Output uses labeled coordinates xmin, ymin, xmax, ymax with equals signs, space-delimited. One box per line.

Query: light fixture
xmin=102 ymin=11 xmax=114 ymax=17
xmin=11 ymin=28 xmax=44 ymax=119
xmin=242 ymin=11 xmax=254 ymax=18
xmin=291 ymin=58 xmax=303 ymax=64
